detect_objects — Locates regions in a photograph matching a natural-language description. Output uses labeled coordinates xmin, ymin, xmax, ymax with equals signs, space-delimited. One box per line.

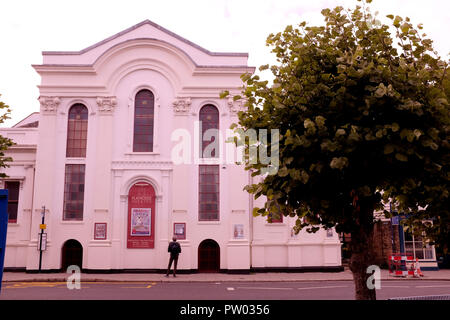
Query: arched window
xmin=199 ymin=165 xmax=219 ymax=221
xmin=199 ymin=105 xmax=219 ymax=158
xmin=63 ymin=164 xmax=85 ymax=221
xmin=66 ymin=104 xmax=88 ymax=158
xmin=133 ymin=90 xmax=155 ymax=152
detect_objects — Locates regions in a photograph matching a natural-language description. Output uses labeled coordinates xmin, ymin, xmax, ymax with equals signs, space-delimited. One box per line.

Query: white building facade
xmin=0 ymin=21 xmax=342 ymax=273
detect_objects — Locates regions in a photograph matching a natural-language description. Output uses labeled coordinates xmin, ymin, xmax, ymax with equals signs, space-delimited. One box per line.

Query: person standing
xmin=166 ymin=236 xmax=181 ymax=277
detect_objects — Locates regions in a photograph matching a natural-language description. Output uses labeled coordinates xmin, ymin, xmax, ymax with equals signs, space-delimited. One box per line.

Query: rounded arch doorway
xmin=127 ymin=181 xmax=156 ymax=249
xmin=198 ymin=239 xmax=220 ymax=273
xmin=61 ymin=239 xmax=83 ymax=271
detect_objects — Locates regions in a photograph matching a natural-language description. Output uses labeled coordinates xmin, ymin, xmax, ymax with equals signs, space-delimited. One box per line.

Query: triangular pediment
xmin=40 ymin=20 xmax=249 ymax=67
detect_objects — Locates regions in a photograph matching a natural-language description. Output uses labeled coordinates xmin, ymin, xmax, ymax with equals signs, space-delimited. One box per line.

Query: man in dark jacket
xmin=166 ymin=236 xmax=181 ymax=277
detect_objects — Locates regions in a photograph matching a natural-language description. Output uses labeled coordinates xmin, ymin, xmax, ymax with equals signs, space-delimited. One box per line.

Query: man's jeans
xmin=167 ymin=254 xmax=179 ymax=276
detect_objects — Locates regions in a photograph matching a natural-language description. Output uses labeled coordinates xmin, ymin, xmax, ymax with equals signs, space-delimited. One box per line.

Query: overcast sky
xmin=0 ymin=0 xmax=448 ymax=127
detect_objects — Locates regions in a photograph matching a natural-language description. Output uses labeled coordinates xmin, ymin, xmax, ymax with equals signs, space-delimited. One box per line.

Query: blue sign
xmin=0 ymin=189 xmax=8 ymax=293
xmin=391 ymin=215 xmax=400 ymax=225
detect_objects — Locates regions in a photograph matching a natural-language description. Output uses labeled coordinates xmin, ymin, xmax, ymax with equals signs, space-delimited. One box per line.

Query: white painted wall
xmin=2 ymin=20 xmax=341 ymax=272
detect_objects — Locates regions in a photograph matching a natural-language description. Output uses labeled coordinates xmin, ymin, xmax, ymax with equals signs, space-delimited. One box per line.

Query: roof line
xmin=33 ymin=63 xmax=253 ymax=69
xmin=42 ymin=20 xmax=249 ymax=58
xmin=12 ymin=112 xmax=40 ymax=128
xmin=34 ymin=37 xmax=255 ymax=70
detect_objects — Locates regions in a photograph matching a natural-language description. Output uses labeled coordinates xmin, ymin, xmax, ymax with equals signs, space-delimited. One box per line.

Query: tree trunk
xmin=349 ymin=199 xmax=377 ymax=300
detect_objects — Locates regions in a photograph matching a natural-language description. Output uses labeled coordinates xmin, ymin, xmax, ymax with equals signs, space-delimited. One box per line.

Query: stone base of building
xmin=251 ymin=266 xmax=344 ymax=273
xmin=6 ymin=266 xmax=344 ymax=274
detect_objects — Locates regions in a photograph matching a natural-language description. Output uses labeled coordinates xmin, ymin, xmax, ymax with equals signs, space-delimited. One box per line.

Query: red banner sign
xmin=127 ymin=182 xmax=155 ymax=248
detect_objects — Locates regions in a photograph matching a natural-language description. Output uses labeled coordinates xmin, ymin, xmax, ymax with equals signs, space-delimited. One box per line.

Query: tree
xmin=0 ymin=95 xmax=14 ymax=178
xmin=228 ymin=0 xmax=449 ymax=300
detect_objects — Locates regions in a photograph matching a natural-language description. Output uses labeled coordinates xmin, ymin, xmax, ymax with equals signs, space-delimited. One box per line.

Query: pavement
xmin=2 ymin=268 xmax=450 ymax=283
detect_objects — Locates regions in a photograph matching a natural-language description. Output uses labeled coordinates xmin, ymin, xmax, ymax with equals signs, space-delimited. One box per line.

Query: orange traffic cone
xmin=409 ymin=261 xmax=418 ymax=277
xmin=416 ymin=259 xmax=424 ymax=277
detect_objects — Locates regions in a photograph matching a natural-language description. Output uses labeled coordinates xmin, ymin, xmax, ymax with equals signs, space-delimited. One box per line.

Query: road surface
xmin=1 ymin=280 xmax=449 ymax=300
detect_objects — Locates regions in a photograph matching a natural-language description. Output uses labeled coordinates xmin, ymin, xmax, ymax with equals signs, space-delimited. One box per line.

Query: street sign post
xmin=38 ymin=206 xmax=46 ymax=273
xmin=37 ymin=233 xmax=47 ymax=251
xmin=0 ymin=190 xmax=9 ymax=293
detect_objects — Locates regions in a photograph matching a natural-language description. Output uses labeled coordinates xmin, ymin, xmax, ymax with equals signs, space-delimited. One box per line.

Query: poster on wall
xmin=131 ymin=208 xmax=151 ymax=236
xmin=173 ymin=223 xmax=186 ymax=240
xmin=233 ymin=224 xmax=244 ymax=239
xmin=94 ymin=223 xmax=107 ymax=240
xmin=127 ymin=182 xmax=156 ymax=249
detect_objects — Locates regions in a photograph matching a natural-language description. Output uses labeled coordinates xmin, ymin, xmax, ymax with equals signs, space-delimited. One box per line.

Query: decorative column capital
xmin=39 ymin=96 xmax=61 ymax=114
xmin=96 ymin=96 xmax=117 ymax=114
xmin=172 ymin=97 xmax=191 ymax=116
xmin=228 ymin=96 xmax=247 ymax=116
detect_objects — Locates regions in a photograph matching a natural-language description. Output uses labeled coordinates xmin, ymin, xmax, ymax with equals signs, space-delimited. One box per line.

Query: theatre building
xmin=0 ymin=20 xmax=342 ymax=273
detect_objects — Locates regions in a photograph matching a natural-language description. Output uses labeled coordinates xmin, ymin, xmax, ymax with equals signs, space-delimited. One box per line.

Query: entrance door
xmin=127 ymin=182 xmax=156 ymax=249
xmin=198 ymin=239 xmax=220 ymax=272
xmin=61 ymin=239 xmax=83 ymax=271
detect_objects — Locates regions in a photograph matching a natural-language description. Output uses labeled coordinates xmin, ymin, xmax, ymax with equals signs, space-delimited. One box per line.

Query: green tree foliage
xmin=231 ymin=0 xmax=449 ymax=299
xmin=0 ymin=95 xmax=14 ymax=178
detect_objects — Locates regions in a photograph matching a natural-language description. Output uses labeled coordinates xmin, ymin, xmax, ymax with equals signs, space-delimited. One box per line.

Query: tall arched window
xmin=199 ymin=165 xmax=219 ymax=221
xmin=66 ymin=104 xmax=89 ymax=158
xmin=199 ymin=105 xmax=219 ymax=158
xmin=133 ymin=90 xmax=155 ymax=152
xmin=63 ymin=164 xmax=85 ymax=221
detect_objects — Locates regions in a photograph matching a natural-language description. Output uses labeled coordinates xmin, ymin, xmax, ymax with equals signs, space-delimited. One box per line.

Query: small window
xmin=63 ymin=164 xmax=85 ymax=221
xmin=5 ymin=181 xmax=20 ymax=223
xmin=199 ymin=105 xmax=219 ymax=158
xmin=199 ymin=165 xmax=219 ymax=221
xmin=133 ymin=90 xmax=155 ymax=152
xmin=66 ymin=104 xmax=89 ymax=158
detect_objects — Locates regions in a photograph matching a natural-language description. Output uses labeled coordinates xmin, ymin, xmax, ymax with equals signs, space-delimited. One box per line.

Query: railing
xmin=389 ymin=295 xmax=450 ymax=300
xmin=404 ymin=241 xmax=435 ymax=260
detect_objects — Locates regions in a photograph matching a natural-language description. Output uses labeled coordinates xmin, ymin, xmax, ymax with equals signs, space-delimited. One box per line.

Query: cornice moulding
xmin=193 ymin=66 xmax=255 ymax=76
xmin=7 ymin=145 xmax=37 ymax=150
xmin=111 ymin=160 xmax=174 ymax=170
xmin=32 ymin=64 xmax=96 ymax=75
xmin=37 ymin=87 xmax=108 ymax=96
